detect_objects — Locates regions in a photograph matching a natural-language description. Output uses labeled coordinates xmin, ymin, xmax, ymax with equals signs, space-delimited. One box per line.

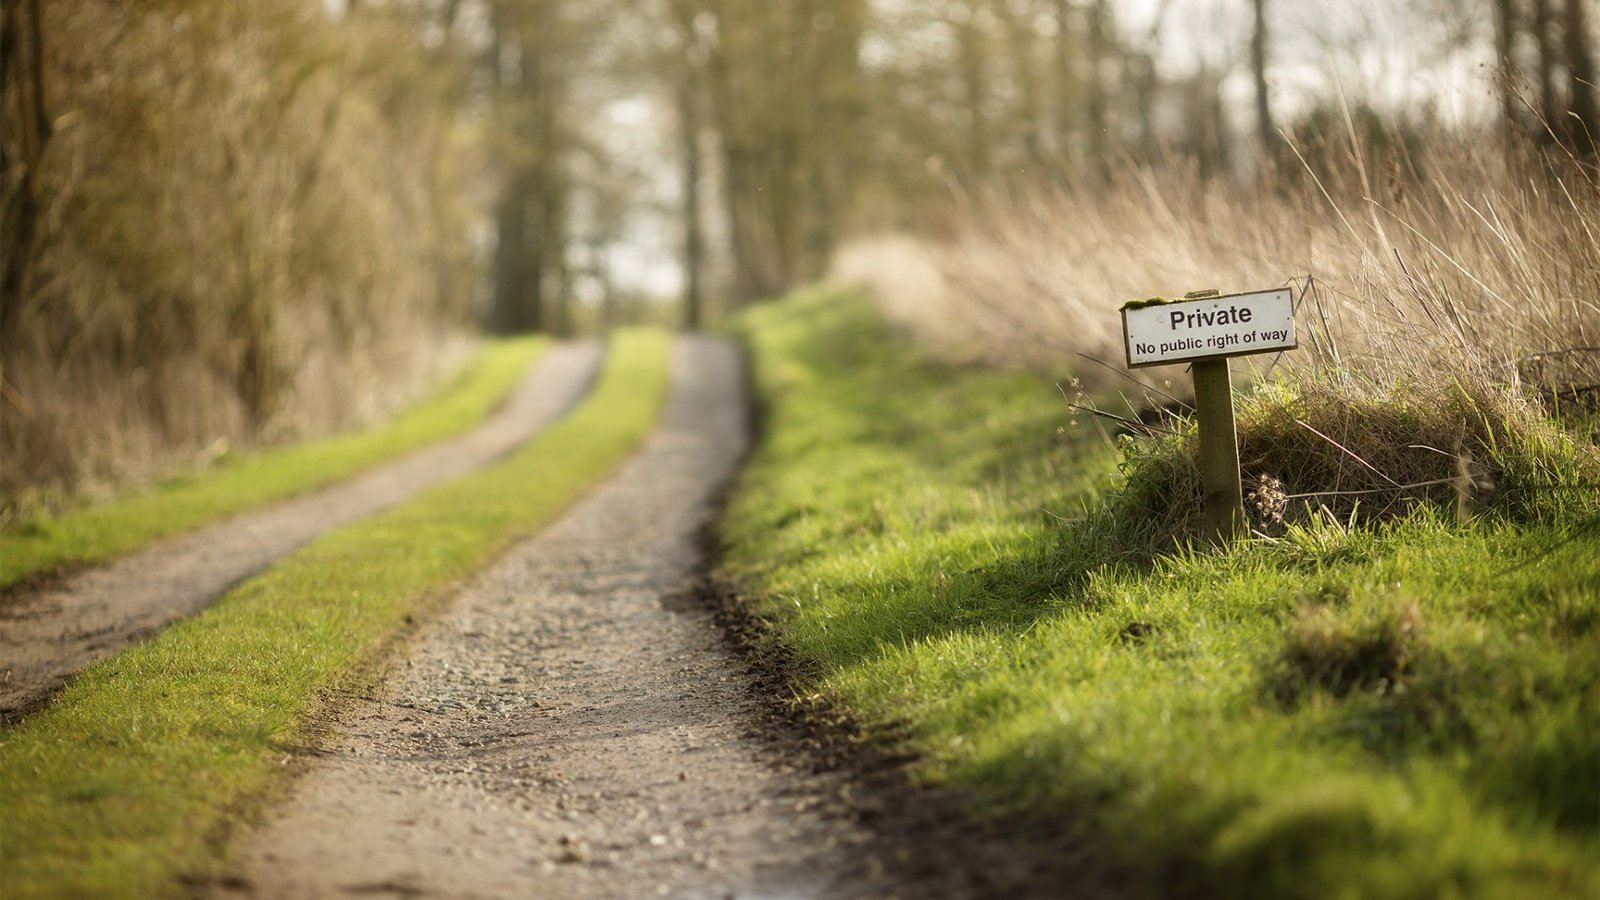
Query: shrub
xmin=1 ymin=3 xmax=481 ymax=505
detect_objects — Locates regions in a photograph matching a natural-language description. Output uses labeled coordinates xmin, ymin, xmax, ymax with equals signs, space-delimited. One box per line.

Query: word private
xmin=1121 ymin=288 xmax=1296 ymax=368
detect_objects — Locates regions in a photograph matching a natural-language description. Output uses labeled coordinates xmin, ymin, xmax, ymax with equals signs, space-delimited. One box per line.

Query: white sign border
xmin=1120 ymin=288 xmax=1299 ymax=369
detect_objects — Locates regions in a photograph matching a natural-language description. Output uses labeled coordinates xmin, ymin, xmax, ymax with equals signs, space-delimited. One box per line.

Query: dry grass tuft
xmin=1114 ymin=374 xmax=1597 ymax=540
xmin=1270 ymin=598 xmax=1426 ymax=705
xmin=837 ymin=125 xmax=1600 ymax=532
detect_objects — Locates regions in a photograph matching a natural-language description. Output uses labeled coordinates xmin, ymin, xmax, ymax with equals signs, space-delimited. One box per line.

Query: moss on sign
xmin=1121 ymin=296 xmax=1174 ymax=311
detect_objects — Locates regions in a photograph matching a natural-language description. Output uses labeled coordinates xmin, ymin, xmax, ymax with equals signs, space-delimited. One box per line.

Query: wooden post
xmin=1192 ymin=358 xmax=1245 ymax=543
xmin=1121 ymin=286 xmax=1297 ymax=545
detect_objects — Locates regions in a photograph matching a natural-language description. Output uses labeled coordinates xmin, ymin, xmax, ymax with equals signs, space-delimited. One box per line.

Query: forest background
xmin=1 ymin=0 xmax=1595 ymax=508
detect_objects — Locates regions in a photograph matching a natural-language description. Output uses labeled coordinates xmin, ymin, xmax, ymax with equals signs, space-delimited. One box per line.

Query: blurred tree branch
xmin=1 ymin=0 xmax=51 ymax=349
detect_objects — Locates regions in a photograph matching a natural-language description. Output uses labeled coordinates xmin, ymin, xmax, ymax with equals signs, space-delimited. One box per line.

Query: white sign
xmin=1121 ymin=289 xmax=1296 ymax=368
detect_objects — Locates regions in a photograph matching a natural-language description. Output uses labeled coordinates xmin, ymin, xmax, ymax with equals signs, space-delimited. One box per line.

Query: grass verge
xmin=721 ymin=289 xmax=1600 ymax=899
xmin=0 ymin=330 xmax=668 ymax=899
xmin=1 ymin=337 xmax=546 ymax=589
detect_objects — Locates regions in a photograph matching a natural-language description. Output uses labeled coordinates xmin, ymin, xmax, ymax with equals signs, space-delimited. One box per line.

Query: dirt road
xmin=216 ymin=336 xmax=1098 ymax=900
xmin=0 ymin=342 xmax=603 ymax=721
xmin=215 ymin=335 xmax=875 ymax=898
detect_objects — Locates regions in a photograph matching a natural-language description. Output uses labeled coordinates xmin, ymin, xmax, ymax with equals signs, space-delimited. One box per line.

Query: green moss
xmin=1120 ymin=296 xmax=1174 ymax=310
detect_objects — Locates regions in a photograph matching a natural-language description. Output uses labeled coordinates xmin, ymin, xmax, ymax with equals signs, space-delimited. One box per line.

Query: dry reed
xmin=835 ymin=124 xmax=1600 ymax=532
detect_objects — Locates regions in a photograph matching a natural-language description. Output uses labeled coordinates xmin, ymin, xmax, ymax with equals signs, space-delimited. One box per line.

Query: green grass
xmin=0 ymin=330 xmax=669 ymax=899
xmin=721 ymin=289 xmax=1600 ymax=900
xmin=1 ymin=337 xmax=548 ymax=588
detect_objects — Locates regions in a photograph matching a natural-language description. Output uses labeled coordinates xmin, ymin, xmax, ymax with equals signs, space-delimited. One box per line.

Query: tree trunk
xmin=1052 ymin=0 xmax=1076 ymax=165
xmin=541 ymin=185 xmax=567 ymax=337
xmin=704 ymin=9 xmax=763 ymax=306
xmin=492 ymin=179 xmax=535 ymax=333
xmin=1493 ymin=0 xmax=1519 ymax=141
xmin=1532 ymin=0 xmax=1559 ymax=129
xmin=0 ymin=0 xmax=50 ymax=349
xmin=529 ymin=0 xmax=565 ymax=336
xmin=679 ymin=77 xmax=704 ymax=330
xmin=956 ymin=15 xmax=990 ymax=173
xmin=1564 ymin=0 xmax=1599 ymax=153
xmin=1251 ymin=0 xmax=1274 ymax=159
xmin=1001 ymin=4 xmax=1043 ymax=163
xmin=488 ymin=2 xmax=540 ymax=333
xmin=1086 ymin=0 xmax=1109 ymax=170
xmin=486 ymin=0 xmax=569 ymax=334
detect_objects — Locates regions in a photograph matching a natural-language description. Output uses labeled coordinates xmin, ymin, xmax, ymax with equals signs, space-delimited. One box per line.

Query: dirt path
xmin=215 ymin=335 xmax=880 ymax=898
xmin=0 ymin=342 xmax=603 ymax=721
xmin=214 ymin=336 xmax=1108 ymax=900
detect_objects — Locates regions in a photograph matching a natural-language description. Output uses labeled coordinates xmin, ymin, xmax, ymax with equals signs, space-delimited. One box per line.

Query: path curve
xmin=216 ymin=335 xmax=889 ymax=899
xmin=0 ymin=341 xmax=604 ymax=721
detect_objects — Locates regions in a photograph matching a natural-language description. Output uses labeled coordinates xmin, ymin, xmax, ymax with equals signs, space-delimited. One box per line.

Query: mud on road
xmin=0 ymin=343 xmax=603 ymax=722
xmin=216 ymin=336 xmax=1110 ymax=900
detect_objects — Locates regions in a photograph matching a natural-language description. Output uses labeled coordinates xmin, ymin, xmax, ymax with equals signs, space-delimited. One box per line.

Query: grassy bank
xmin=0 ymin=330 xmax=668 ymax=899
xmin=721 ymin=290 xmax=1600 ymax=899
xmin=1 ymin=337 xmax=545 ymax=589
xmin=840 ymin=139 xmax=1599 ymax=406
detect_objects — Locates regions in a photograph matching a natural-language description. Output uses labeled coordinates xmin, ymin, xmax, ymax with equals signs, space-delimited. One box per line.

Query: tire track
xmin=0 ymin=341 xmax=604 ymax=721
xmin=216 ymin=335 xmax=888 ymax=899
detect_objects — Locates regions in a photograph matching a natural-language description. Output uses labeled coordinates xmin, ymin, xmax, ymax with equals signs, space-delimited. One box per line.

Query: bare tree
xmin=1251 ymin=0 xmax=1275 ymax=156
xmin=1086 ymin=0 xmax=1110 ymax=166
xmin=1532 ymin=0 xmax=1559 ymax=128
xmin=1493 ymin=0 xmax=1521 ymax=141
xmin=668 ymin=0 xmax=707 ymax=329
xmin=1564 ymin=0 xmax=1598 ymax=152
xmin=0 ymin=0 xmax=50 ymax=347
xmin=488 ymin=0 xmax=581 ymax=335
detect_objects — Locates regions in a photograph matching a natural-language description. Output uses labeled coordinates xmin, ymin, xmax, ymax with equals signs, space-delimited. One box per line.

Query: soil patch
xmin=699 ymin=573 xmax=1122 ymax=899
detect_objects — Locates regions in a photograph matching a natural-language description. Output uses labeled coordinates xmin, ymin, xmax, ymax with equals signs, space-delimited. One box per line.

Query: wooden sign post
xmin=1120 ymin=288 xmax=1297 ymax=543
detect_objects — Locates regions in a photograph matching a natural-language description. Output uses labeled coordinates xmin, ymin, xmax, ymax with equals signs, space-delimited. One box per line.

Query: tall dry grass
xmin=1 ymin=3 xmax=482 ymax=507
xmin=835 ymin=125 xmax=1600 ymax=531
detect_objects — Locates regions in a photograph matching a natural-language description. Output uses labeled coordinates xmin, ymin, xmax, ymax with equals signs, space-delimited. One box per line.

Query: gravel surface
xmin=214 ymin=335 xmax=896 ymax=899
xmin=0 ymin=342 xmax=603 ymax=721
xmin=206 ymin=335 xmax=1114 ymax=900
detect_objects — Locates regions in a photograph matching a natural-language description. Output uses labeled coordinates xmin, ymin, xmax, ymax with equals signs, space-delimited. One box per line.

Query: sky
xmin=1128 ymin=0 xmax=1498 ymax=124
